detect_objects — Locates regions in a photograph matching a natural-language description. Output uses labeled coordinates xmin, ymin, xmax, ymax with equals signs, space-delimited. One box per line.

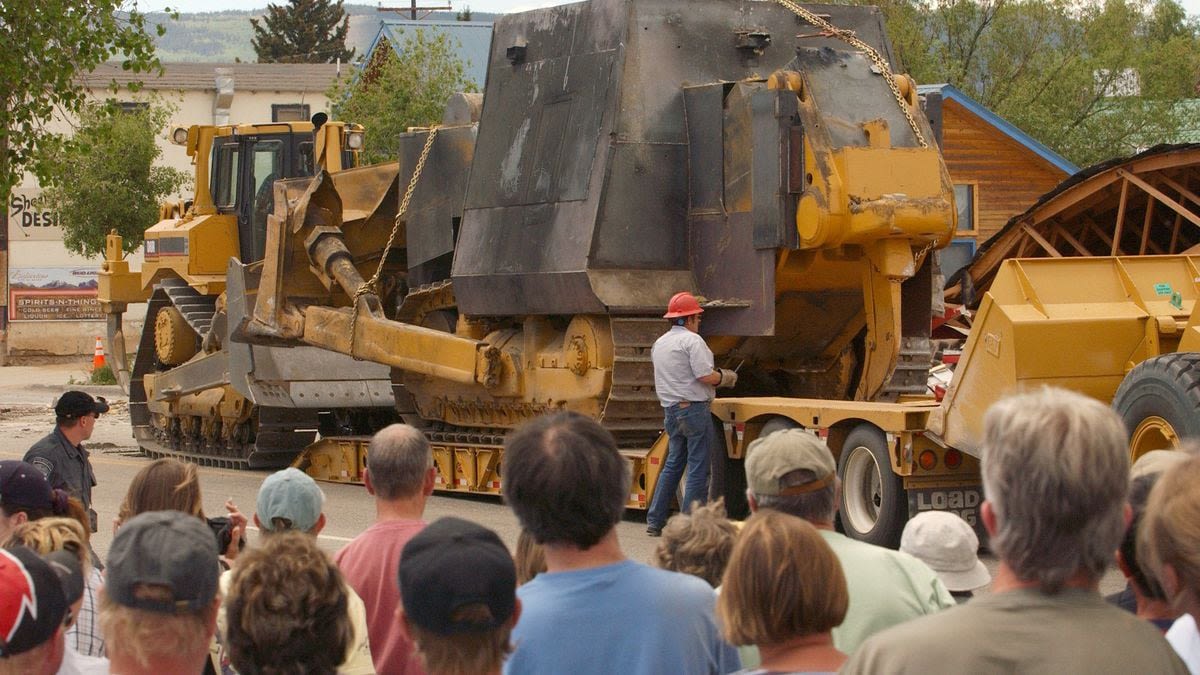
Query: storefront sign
xmin=8 ymin=267 xmax=101 ymax=321
xmin=7 ymin=189 xmax=62 ymax=241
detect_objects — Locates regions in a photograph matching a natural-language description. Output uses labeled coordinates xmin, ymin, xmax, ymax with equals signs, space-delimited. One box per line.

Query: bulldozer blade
xmin=106 ymin=312 xmax=131 ymax=394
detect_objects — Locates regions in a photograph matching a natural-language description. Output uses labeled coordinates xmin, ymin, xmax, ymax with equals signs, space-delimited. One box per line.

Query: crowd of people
xmin=2 ymin=385 xmax=1198 ymax=674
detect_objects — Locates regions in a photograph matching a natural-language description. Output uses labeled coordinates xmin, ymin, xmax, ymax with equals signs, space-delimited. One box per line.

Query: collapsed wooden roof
xmin=946 ymin=143 xmax=1200 ymax=305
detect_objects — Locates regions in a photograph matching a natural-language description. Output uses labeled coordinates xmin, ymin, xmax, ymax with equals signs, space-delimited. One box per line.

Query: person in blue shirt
xmin=501 ymin=412 xmax=741 ymax=675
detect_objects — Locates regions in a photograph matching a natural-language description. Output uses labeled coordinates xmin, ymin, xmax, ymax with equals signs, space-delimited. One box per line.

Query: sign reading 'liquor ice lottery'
xmin=8 ymin=267 xmax=102 ymax=321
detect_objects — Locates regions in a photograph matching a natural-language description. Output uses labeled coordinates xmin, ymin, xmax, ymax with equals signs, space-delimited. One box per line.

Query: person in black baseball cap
xmin=0 ymin=460 xmax=80 ymax=542
xmin=24 ymin=391 xmax=108 ymax=534
xmin=0 ymin=546 xmax=70 ymax=675
xmin=397 ymin=517 xmax=520 ymax=675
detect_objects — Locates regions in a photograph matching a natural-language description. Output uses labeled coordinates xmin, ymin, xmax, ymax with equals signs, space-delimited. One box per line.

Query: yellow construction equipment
xmin=242 ymin=0 xmax=955 ymax=535
xmin=713 ymin=254 xmax=1200 ymax=545
xmin=97 ymin=116 xmax=398 ymax=469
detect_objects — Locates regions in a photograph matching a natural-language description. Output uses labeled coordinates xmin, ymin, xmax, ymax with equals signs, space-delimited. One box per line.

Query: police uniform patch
xmin=28 ymin=456 xmax=54 ymax=478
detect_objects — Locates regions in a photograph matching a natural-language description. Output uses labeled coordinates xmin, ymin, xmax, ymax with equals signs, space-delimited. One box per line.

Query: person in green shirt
xmin=742 ymin=428 xmax=955 ymax=654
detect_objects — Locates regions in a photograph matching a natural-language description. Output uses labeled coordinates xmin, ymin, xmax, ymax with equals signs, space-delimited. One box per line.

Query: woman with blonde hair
xmin=6 ymin=516 xmax=106 ymax=659
xmin=1140 ymin=452 xmax=1200 ymax=671
xmin=654 ymin=498 xmax=738 ymax=587
xmin=717 ymin=510 xmax=849 ymax=674
xmin=514 ymin=529 xmax=546 ymax=585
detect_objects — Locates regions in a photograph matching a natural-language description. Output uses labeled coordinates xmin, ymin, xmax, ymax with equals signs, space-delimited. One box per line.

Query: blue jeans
xmin=647 ymin=401 xmax=713 ymax=529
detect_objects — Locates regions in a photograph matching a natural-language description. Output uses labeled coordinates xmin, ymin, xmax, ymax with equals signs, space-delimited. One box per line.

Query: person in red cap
xmin=24 ymin=391 xmax=108 ymax=534
xmin=646 ymin=291 xmax=737 ymax=537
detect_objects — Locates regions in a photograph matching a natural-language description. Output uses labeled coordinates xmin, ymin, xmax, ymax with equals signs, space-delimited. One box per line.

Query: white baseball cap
xmin=900 ymin=511 xmax=991 ymax=592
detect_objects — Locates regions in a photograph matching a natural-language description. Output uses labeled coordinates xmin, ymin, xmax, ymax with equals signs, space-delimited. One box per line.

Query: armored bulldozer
xmin=231 ymin=0 xmax=954 ymax=501
xmin=98 ymin=117 xmax=398 ymax=468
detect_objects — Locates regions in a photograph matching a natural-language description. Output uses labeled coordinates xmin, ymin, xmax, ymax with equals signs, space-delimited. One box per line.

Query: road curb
xmin=28 ymin=384 xmax=125 ymax=399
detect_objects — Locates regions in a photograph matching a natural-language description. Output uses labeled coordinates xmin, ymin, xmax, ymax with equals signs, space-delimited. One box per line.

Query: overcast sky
xmin=159 ymin=0 xmax=568 ymax=15
xmin=160 ymin=0 xmax=1200 ymax=15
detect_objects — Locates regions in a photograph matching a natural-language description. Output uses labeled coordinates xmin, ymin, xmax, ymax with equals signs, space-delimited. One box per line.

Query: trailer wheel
xmin=1112 ymin=353 xmax=1200 ymax=462
xmin=717 ymin=415 xmax=800 ymax=519
xmin=838 ymin=424 xmax=905 ymax=548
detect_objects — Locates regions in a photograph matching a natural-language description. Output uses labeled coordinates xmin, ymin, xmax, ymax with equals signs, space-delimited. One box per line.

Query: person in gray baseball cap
xmin=99 ymin=510 xmax=220 ymax=675
xmin=212 ymin=467 xmax=374 ymax=674
xmin=743 ymin=428 xmax=954 ymax=654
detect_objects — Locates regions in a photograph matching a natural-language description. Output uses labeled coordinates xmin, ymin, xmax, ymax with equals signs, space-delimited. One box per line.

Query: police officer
xmin=25 ymin=391 xmax=107 ymax=533
xmin=645 ymin=292 xmax=737 ymax=537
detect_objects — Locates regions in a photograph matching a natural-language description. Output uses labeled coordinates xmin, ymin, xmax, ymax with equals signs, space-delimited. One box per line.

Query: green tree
xmin=874 ymin=0 xmax=1200 ymax=166
xmin=328 ymin=29 xmax=476 ymax=165
xmin=251 ymin=0 xmax=355 ymax=64
xmin=41 ymin=100 xmax=190 ymax=257
xmin=0 ymin=0 xmax=168 ymax=207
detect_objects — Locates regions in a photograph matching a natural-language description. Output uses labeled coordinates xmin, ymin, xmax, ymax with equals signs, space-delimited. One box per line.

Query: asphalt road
xmin=0 ymin=363 xmax=663 ymax=566
xmin=0 ymin=361 xmax=1127 ymax=596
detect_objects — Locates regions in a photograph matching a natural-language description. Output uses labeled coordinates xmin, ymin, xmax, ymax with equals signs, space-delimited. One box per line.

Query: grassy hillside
xmin=151 ymin=5 xmax=498 ymax=63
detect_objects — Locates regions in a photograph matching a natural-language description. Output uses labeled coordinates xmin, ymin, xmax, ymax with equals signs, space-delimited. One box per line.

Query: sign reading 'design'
xmin=8 ymin=267 xmax=102 ymax=321
xmin=7 ymin=189 xmax=62 ymax=240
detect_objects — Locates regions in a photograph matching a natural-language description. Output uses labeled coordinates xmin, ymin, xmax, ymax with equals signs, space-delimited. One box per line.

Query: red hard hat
xmin=664 ymin=291 xmax=703 ymax=319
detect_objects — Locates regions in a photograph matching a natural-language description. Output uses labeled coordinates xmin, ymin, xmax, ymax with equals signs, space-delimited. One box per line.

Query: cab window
xmin=211 ymin=143 xmax=240 ymax=209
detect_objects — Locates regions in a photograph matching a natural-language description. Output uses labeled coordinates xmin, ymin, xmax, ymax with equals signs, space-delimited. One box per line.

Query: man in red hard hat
xmin=646 ymin=292 xmax=738 ymax=537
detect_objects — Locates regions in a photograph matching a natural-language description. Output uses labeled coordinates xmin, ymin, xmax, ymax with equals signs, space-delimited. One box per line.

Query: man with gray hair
xmin=335 ymin=424 xmax=435 ymax=674
xmin=844 ymin=388 xmax=1189 ymax=673
xmin=743 ymin=428 xmax=953 ymax=653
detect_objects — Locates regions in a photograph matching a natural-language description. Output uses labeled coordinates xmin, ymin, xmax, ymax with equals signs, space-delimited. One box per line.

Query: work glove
xmin=717 ymin=368 xmax=738 ymax=389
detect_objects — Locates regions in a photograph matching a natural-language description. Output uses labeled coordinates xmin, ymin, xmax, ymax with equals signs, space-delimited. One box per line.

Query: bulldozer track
xmin=130 ymin=282 xmax=319 ymax=470
xmin=603 ymin=316 xmax=665 ymax=447
xmin=157 ymin=277 xmax=217 ymax=339
xmin=878 ymin=336 xmax=933 ymax=400
xmin=135 ymin=406 xmax=317 ymax=470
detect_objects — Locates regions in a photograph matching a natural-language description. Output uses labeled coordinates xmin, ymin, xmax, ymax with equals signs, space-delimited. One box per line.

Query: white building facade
xmin=5 ymin=63 xmax=344 ymax=357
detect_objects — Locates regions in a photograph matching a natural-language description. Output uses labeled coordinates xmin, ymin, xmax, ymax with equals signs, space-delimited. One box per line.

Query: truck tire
xmin=838 ymin=423 xmax=906 ymax=548
xmin=708 ymin=416 xmax=751 ymax=518
xmin=1112 ymin=353 xmax=1200 ymax=461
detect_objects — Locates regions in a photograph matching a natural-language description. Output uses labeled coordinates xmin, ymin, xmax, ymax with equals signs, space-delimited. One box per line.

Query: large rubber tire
xmin=1112 ymin=353 xmax=1200 ymax=462
xmin=710 ymin=415 xmax=752 ymax=519
xmin=838 ymin=424 xmax=907 ymax=548
xmin=716 ymin=415 xmax=799 ymax=519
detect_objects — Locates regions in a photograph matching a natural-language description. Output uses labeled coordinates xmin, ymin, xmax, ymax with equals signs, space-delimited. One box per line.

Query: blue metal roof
xmin=919 ymin=83 xmax=1079 ymax=175
xmin=364 ymin=19 xmax=493 ymax=90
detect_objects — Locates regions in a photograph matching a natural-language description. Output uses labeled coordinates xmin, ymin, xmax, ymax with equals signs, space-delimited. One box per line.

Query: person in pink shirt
xmin=334 ymin=424 xmax=435 ymax=674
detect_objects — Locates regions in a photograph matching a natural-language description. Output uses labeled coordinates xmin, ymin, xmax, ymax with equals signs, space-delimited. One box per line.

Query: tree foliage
xmin=0 ymin=0 xmax=168 ymax=204
xmin=870 ymin=0 xmax=1200 ymax=166
xmin=328 ymin=29 xmax=477 ymax=165
xmin=41 ymin=100 xmax=190 ymax=257
xmin=251 ymin=0 xmax=355 ymax=64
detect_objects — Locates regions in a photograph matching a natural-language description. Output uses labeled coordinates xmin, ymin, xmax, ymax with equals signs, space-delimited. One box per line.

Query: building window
xmin=118 ymin=101 xmax=149 ymax=114
xmin=272 ymin=104 xmax=310 ymax=123
xmin=940 ymin=237 xmax=977 ymax=281
xmin=954 ymin=184 xmax=975 ymax=233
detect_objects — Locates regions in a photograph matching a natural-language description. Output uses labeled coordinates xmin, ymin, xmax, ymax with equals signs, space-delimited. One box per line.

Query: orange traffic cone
xmin=92 ymin=336 xmax=106 ymax=370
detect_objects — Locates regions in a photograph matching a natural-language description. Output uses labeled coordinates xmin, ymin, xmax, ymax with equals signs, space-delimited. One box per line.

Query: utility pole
xmin=378 ymin=0 xmax=452 ymax=20
xmin=0 ymin=135 xmax=8 ymax=366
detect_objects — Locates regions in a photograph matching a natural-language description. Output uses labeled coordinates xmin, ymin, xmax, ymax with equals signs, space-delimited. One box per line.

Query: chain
xmin=915 ymin=238 xmax=938 ymax=264
xmin=771 ymin=0 xmax=927 ymax=149
xmin=349 ymin=126 xmax=441 ymax=346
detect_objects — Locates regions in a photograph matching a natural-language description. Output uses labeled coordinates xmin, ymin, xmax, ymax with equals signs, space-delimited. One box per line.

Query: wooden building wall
xmin=940 ymin=100 xmax=1070 ymax=243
